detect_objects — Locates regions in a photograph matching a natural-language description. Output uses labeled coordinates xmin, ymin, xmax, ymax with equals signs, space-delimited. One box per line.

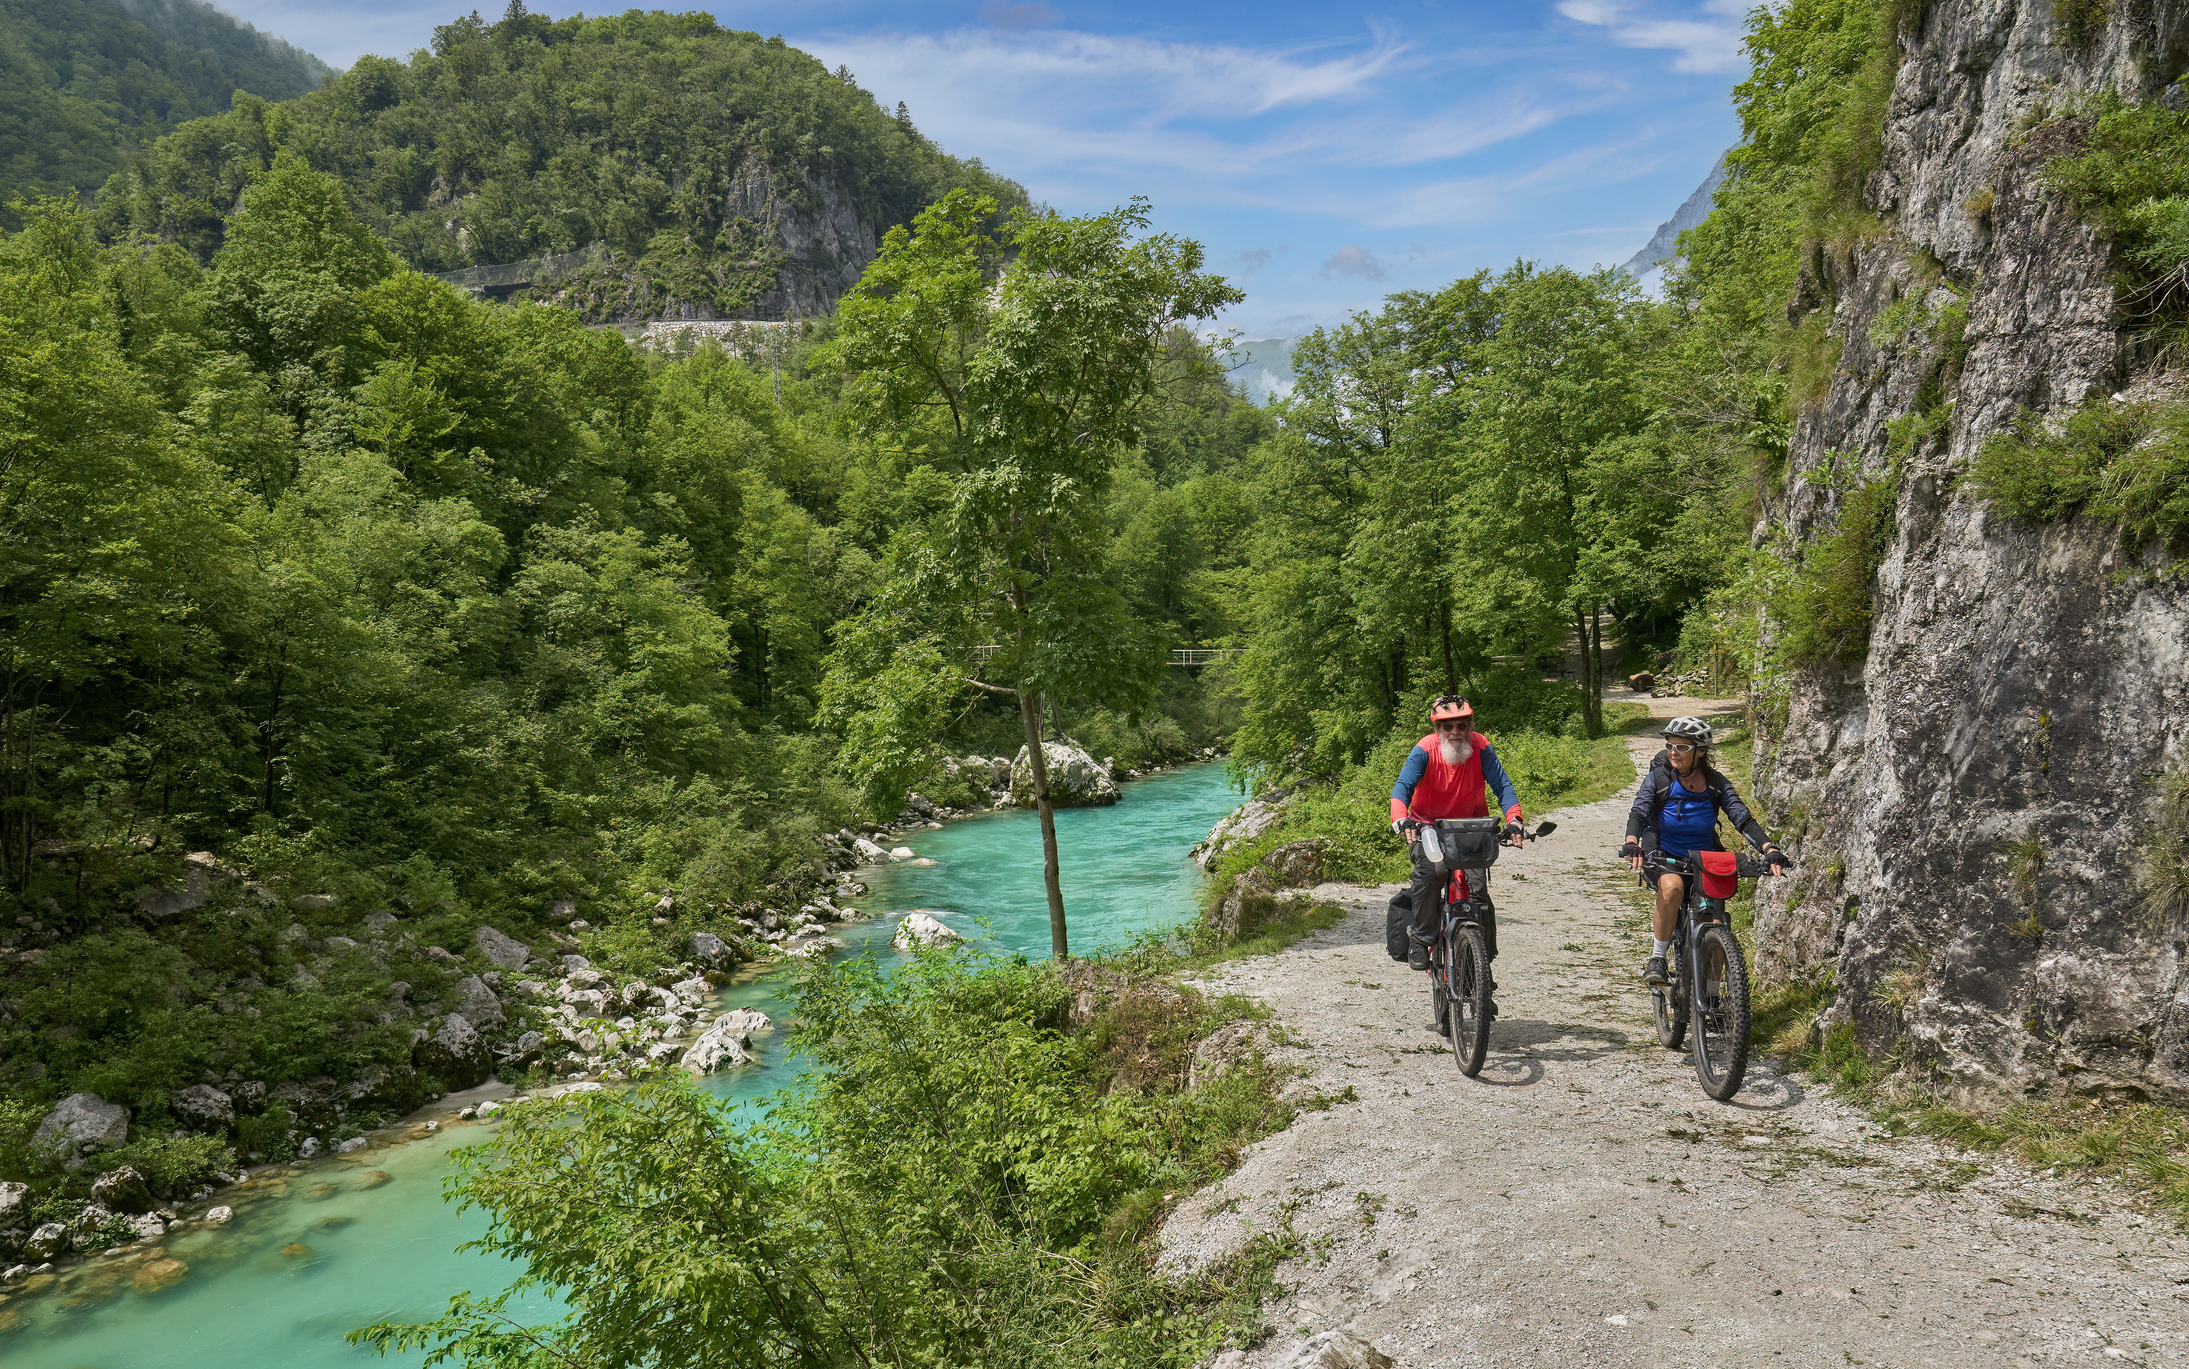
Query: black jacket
xmin=1625 ymin=750 xmax=1770 ymax=852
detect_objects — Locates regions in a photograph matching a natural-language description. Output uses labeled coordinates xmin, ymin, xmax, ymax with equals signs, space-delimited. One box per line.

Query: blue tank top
xmin=1657 ymin=777 xmax=1721 ymax=858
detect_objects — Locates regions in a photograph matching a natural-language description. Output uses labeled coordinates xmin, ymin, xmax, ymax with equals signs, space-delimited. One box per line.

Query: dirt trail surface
xmin=1162 ymin=703 xmax=2189 ymax=1367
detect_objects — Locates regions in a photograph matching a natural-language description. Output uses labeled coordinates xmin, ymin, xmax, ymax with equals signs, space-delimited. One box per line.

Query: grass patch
xmin=1781 ymin=464 xmax=1898 ymax=667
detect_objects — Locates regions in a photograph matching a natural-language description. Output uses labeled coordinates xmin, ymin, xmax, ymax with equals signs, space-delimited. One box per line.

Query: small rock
xmin=713 ymin=1008 xmax=773 ymax=1033
xmin=473 ymin=926 xmax=530 ymax=971
xmin=1275 ymin=1330 xmax=1393 ymax=1369
xmin=680 ymin=1018 xmax=755 ymax=1075
xmin=889 ymin=846 xmax=916 ymax=860
xmin=560 ymin=954 xmax=593 ymax=974
xmin=893 ymin=912 xmax=959 ymax=950
xmin=132 ymin=1256 xmax=188 ymax=1292
xmin=689 ymin=931 xmax=732 ymax=967
xmin=335 ymin=1137 xmax=368 ymax=1155
xmin=127 ymin=1212 xmax=167 ymax=1242
xmin=203 ymin=1206 xmax=233 ymax=1226
xmin=31 ymin=1092 xmax=130 ymax=1168
xmin=0 ymin=1181 xmax=29 ymax=1226
xmin=851 ymin=835 xmax=896 ymax=863
xmin=298 ymin=1137 xmax=323 ymax=1159
xmin=172 ymin=1084 xmax=236 ymax=1131
xmin=91 ymin=1165 xmax=155 ymax=1214
xmin=475 ymin=1100 xmax=503 ymax=1119
xmin=451 ymin=975 xmax=505 ymax=1028
xmin=357 ymin=1171 xmax=391 ymax=1188
xmin=23 ymin=1223 xmax=69 ymax=1261
xmin=291 ymin=893 xmax=340 ymax=912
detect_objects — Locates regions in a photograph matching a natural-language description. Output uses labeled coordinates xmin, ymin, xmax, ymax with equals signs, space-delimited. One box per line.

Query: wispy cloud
xmin=1555 ymin=0 xmax=1747 ymax=74
xmin=1319 ymin=245 xmax=1389 ymax=280
xmin=1234 ymin=246 xmax=1280 ymax=274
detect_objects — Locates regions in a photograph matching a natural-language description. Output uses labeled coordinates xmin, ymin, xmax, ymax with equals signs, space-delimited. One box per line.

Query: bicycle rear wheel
xmin=1446 ymin=923 xmax=1491 ymax=1076
xmin=1690 ymin=923 xmax=1752 ymax=1100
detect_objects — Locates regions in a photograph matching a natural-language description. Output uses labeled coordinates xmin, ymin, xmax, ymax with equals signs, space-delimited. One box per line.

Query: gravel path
xmin=1160 ymin=707 xmax=2189 ymax=1368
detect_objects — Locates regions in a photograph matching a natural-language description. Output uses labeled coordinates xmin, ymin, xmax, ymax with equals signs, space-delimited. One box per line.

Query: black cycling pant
xmin=1408 ymin=846 xmax=1497 ymax=961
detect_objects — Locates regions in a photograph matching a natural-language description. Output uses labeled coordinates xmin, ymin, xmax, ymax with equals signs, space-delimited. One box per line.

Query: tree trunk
xmin=1590 ymin=606 xmax=1604 ymax=736
xmin=1019 ymin=689 xmax=1069 ymax=959
xmin=1440 ymin=600 xmax=1457 ymax=696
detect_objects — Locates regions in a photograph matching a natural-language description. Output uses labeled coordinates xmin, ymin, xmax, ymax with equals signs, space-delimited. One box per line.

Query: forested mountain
xmin=96 ymin=6 xmax=1027 ymax=321
xmin=0 ymin=0 xmax=329 ymax=219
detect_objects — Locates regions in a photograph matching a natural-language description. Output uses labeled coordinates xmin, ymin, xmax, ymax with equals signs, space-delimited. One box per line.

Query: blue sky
xmin=212 ymin=1 xmax=1749 ymax=336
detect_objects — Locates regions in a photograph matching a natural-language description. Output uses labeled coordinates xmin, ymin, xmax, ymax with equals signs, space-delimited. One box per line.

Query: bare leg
xmin=1653 ymin=873 xmax=1684 ymax=943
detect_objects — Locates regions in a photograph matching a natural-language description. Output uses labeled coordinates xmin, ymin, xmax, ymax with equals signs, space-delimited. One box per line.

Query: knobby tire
xmin=1653 ymin=973 xmax=1688 ymax=1050
xmin=1447 ymin=922 xmax=1491 ymax=1077
xmin=1690 ymin=922 xmax=1751 ymax=1101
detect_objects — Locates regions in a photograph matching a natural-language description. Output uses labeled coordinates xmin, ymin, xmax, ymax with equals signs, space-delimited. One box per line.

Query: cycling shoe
xmin=1643 ymin=955 xmax=1670 ymax=987
xmin=1407 ymin=943 xmax=1429 ymax=972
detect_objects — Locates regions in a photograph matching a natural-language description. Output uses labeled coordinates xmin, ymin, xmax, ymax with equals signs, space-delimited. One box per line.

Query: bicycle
xmin=1643 ymin=849 xmax=1780 ymax=1101
xmin=1416 ymin=816 xmax=1557 ymax=1077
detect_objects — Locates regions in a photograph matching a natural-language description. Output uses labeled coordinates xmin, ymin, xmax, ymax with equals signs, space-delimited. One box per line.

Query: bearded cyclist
xmin=1389 ymin=696 xmax=1526 ymax=976
xmin=1622 ymin=716 xmax=1788 ymax=986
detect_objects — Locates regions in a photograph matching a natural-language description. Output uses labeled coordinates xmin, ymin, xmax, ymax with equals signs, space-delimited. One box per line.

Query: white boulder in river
xmin=1010 ymin=740 xmax=1120 ymax=808
xmin=851 ymin=835 xmax=896 ymax=863
xmin=893 ymin=912 xmax=960 ymax=949
xmin=680 ymin=1015 xmax=755 ymax=1074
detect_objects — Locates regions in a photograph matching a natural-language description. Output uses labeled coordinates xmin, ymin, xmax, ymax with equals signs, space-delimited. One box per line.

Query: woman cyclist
xmin=1621 ymin=716 xmax=1788 ymax=986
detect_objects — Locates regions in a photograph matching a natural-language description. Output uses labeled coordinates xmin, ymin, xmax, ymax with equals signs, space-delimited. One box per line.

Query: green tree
xmin=816 ymin=191 xmax=1239 ymax=956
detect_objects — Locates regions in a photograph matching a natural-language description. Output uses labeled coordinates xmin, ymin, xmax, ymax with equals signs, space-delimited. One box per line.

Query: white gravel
xmin=1161 ymin=724 xmax=2189 ymax=1368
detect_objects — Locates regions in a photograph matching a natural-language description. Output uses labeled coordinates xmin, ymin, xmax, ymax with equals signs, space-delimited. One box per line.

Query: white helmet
xmin=1662 ymin=716 xmax=1713 ymax=744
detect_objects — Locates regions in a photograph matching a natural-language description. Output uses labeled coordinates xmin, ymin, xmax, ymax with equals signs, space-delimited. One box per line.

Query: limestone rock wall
xmin=1754 ymin=0 xmax=2189 ymax=1103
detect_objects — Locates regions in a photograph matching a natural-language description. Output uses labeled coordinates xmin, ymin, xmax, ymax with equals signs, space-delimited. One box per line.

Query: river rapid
xmin=1 ymin=761 xmax=1242 ymax=1369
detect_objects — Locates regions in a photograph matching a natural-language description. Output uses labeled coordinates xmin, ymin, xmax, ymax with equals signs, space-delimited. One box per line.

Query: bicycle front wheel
xmin=1690 ymin=923 xmax=1752 ymax=1101
xmin=1652 ymin=977 xmax=1688 ymax=1049
xmin=1447 ymin=922 xmax=1492 ymax=1077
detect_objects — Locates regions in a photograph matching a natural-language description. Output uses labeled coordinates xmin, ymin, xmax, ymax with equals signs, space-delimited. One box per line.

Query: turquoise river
xmin=3 ymin=761 xmax=1243 ymax=1368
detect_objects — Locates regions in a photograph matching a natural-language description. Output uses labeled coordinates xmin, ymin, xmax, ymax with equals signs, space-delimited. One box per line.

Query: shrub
xmin=102 ymin=1132 xmax=237 ymax=1195
xmin=1780 ymin=469 xmax=1897 ymax=666
xmin=1967 ymin=399 xmax=2189 ymax=548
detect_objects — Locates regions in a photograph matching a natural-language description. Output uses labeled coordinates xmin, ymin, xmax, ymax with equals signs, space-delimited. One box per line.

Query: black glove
xmin=1393 ymin=819 xmax=1422 ymax=837
xmin=1504 ymin=822 xmax=1525 ymax=843
xmin=1620 ymin=838 xmax=1643 ymax=860
xmin=1764 ymin=844 xmax=1791 ymax=870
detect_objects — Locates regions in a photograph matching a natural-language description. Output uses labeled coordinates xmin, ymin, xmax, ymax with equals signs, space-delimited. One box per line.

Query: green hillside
xmin=97 ymin=6 xmax=1028 ymax=320
xmin=0 ymin=0 xmax=330 ymax=218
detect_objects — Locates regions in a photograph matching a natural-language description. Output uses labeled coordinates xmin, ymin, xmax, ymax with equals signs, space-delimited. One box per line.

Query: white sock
xmin=1652 ymin=939 xmax=1670 ymax=957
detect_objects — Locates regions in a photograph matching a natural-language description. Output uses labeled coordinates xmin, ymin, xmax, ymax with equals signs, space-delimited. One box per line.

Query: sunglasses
xmin=1435 ymin=719 xmax=1470 ymax=731
xmin=1665 ymin=741 xmax=1698 ymax=754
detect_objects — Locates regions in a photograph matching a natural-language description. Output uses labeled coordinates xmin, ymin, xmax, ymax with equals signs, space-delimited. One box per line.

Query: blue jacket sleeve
xmin=1477 ymin=742 xmax=1521 ymax=816
xmin=1390 ymin=744 xmax=1429 ymax=805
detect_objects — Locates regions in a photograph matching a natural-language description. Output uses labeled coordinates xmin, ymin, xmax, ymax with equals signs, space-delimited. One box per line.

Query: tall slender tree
xmin=817 ymin=191 xmax=1239 ymax=957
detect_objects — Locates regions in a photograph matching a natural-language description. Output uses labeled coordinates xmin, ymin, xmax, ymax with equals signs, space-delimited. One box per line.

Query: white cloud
xmin=1555 ymin=0 xmax=1747 ymax=74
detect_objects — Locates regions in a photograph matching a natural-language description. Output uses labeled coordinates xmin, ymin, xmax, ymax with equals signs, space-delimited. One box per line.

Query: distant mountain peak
xmin=1621 ymin=151 xmax=1732 ymax=286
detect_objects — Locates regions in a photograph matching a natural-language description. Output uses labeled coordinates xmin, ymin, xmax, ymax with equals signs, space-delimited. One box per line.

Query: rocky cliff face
xmin=1755 ymin=0 xmax=2189 ymax=1104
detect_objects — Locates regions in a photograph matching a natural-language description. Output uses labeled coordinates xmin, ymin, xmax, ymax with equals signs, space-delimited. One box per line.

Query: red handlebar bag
xmin=1697 ymin=850 xmax=1739 ymax=898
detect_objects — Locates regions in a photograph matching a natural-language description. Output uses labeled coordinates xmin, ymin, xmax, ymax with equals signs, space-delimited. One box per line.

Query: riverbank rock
xmin=91 ymin=1166 xmax=154 ymax=1214
xmin=24 ymin=1224 xmax=69 ymax=1261
xmin=714 ymin=1008 xmax=772 ymax=1033
xmin=171 ymin=1085 xmax=234 ymax=1131
xmin=680 ymin=1019 xmax=754 ymax=1074
xmin=893 ymin=912 xmax=959 ymax=949
xmin=451 ymin=976 xmax=505 ymax=1028
xmin=416 ymin=1013 xmax=492 ymax=1087
xmin=0 ymin=1182 xmax=27 ymax=1227
xmin=1010 ymin=741 xmax=1120 ymax=808
xmin=1207 ymin=840 xmax=1328 ymax=940
xmin=851 ymin=835 xmax=896 ymax=863
xmin=689 ymin=931 xmax=732 ymax=967
xmin=1191 ymin=793 xmax=1292 ymax=871
xmin=32 ymin=1093 xmax=129 ymax=1168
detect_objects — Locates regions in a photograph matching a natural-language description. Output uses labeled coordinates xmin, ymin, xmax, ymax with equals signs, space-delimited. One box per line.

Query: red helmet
xmin=1429 ymin=695 xmax=1473 ymax=723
